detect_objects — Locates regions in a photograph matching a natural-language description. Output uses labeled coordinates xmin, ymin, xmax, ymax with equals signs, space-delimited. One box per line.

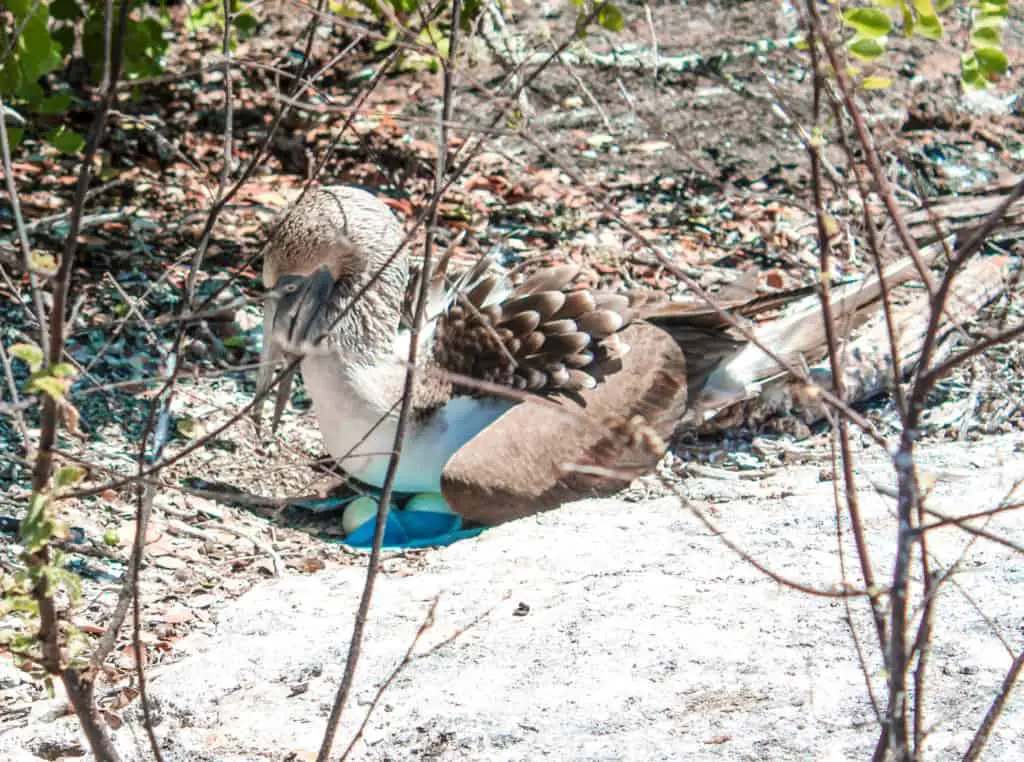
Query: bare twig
xmin=339 ymin=594 xmax=508 ymax=759
xmin=19 ymin=2 xmax=133 ymax=758
xmin=962 ymin=648 xmax=1024 ymax=762
xmin=681 ymin=489 xmax=869 ymax=599
xmin=0 ymin=340 xmax=31 ymax=454
xmin=806 ymin=17 xmax=888 ymax=662
xmin=803 ymin=5 xmax=935 ymax=295
xmin=0 ymin=97 xmax=51 ymax=345
xmin=317 ymin=3 xmax=464 ymax=758
xmin=339 ymin=599 xmax=440 ymax=761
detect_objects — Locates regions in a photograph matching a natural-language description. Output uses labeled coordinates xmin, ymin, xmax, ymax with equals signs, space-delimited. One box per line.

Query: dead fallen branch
xmin=701 ymin=253 xmax=1015 ymax=432
xmin=904 ymin=179 xmax=1024 ymax=249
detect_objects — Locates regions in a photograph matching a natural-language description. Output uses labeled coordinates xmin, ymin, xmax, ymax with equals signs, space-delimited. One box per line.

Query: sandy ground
xmin=3 ymin=432 xmax=1022 ymax=761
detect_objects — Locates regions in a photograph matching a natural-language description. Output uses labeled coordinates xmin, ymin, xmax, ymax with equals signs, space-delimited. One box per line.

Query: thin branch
xmin=339 ymin=598 xmax=440 ymax=760
xmin=220 ymin=0 xmax=235 ymax=196
xmin=806 ymin=18 xmax=888 ymax=661
xmin=0 ymin=97 xmax=51 ymax=347
xmin=339 ymin=594 xmax=507 ymax=759
xmin=316 ymin=3 xmax=464 ymax=758
xmin=679 ymin=487 xmax=870 ymax=599
xmin=919 ymin=320 xmax=1024 ymax=389
xmin=828 ymin=85 xmax=908 ymax=421
xmin=829 ymin=435 xmax=883 ymax=723
xmin=20 ymin=1 xmax=132 ymax=758
xmin=0 ymin=340 xmax=32 ymax=454
xmin=962 ymin=649 xmax=1024 ymax=762
xmin=804 ymin=4 xmax=935 ymax=295
xmin=919 ymin=506 xmax=1024 ymax=556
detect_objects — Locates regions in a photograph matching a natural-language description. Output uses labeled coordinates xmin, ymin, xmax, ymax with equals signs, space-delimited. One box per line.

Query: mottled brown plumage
xmin=256 ymin=185 xmax=919 ymax=525
xmin=440 ymin=323 xmax=689 ymax=523
xmin=432 ymin=260 xmax=636 ymax=396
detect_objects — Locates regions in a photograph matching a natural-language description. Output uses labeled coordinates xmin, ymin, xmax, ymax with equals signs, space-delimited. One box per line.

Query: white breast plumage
xmin=300 ymin=353 xmax=515 ymax=493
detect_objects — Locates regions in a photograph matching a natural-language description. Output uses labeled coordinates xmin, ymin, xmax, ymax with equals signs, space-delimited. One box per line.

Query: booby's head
xmin=263 ymin=187 xmax=400 ymax=285
xmin=261 ymin=185 xmax=409 ymax=356
xmin=254 ymin=185 xmax=409 ymax=429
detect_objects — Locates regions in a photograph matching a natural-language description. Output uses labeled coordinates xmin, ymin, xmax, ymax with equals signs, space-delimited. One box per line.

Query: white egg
xmin=342 ymin=496 xmax=387 ymax=535
xmin=405 ymin=492 xmax=454 ymax=515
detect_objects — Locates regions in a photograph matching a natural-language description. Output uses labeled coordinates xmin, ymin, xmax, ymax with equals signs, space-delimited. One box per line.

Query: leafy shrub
xmin=0 ymin=0 xmax=258 ymax=152
xmin=841 ymin=0 xmax=1009 ymax=89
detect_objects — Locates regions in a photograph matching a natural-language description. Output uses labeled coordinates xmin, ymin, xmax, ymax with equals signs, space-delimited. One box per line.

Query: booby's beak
xmin=253 ymin=338 xmax=296 ymax=435
xmin=254 ymin=265 xmax=336 ymax=435
xmin=269 ymin=265 xmax=336 ymax=352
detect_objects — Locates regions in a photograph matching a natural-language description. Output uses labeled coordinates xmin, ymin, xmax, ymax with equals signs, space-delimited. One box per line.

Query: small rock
xmin=153 ymin=555 xmax=186 ymax=571
xmin=162 ymin=605 xmax=194 ymax=624
xmin=190 ymin=593 xmax=217 ymax=609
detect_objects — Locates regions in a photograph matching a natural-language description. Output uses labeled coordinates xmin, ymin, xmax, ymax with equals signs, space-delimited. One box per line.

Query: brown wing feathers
xmin=433 ymin=263 xmax=637 ymax=395
xmin=440 ymin=323 xmax=689 ymax=525
xmin=431 ymin=259 xmax=831 ymax=402
xmin=433 ymin=252 xmax=928 ymax=409
xmin=438 ymin=254 xmax=933 ymax=525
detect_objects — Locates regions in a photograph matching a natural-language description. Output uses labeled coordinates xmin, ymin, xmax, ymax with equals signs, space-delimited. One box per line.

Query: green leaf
xmin=55 ymin=466 xmax=87 ymax=488
xmin=901 ymin=1 xmax=915 ymax=36
xmin=28 ymin=374 xmax=72 ymax=400
xmin=6 ymin=596 xmax=38 ymax=615
xmin=917 ymin=14 xmax=943 ymax=40
xmin=848 ymin=36 xmax=886 ymax=61
xmin=176 ymin=417 xmax=207 ymax=439
xmin=3 ymin=127 xmax=24 ymax=150
xmin=19 ymin=15 xmax=61 ymax=82
xmin=6 ymin=0 xmax=33 ymax=17
xmin=20 ymin=491 xmax=55 ymax=552
xmin=38 ymin=93 xmax=72 ymax=115
xmin=24 ymin=491 xmax=47 ymax=527
xmin=45 ymin=126 xmax=85 ymax=155
xmin=234 ymin=11 xmax=260 ymax=36
xmin=971 ymin=25 xmax=1001 ymax=47
xmin=416 ymin=23 xmax=443 ymax=47
xmin=50 ymin=363 xmax=77 ymax=378
xmin=973 ymin=15 xmax=1006 ymax=30
xmin=10 ymin=343 xmax=44 ymax=372
xmin=597 ymin=3 xmax=625 ymax=33
xmin=15 ymin=78 xmax=44 ymax=104
xmin=978 ymin=2 xmax=1009 ymax=18
xmin=51 ymin=564 xmax=83 ymax=601
xmin=974 ymin=46 xmax=1008 ymax=78
xmin=373 ymin=26 xmax=399 ymax=52
xmin=960 ymin=52 xmax=987 ymax=90
xmin=842 ymin=8 xmax=892 ymax=37
xmin=141 ymin=17 xmax=165 ymax=44
xmin=52 ymin=25 xmax=76 ymax=54
xmin=861 ymin=75 xmax=893 ymax=90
